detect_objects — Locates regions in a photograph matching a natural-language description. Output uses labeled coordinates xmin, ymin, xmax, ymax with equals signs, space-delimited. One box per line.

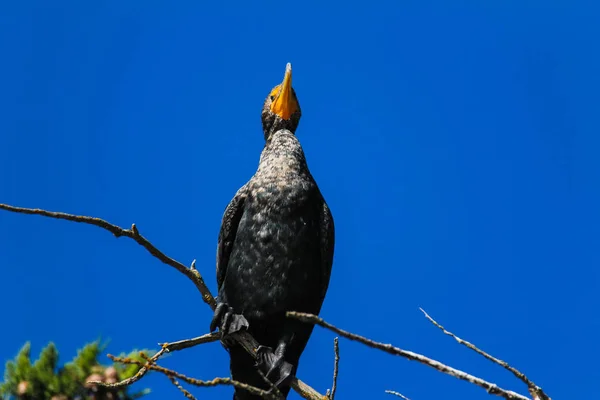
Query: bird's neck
xmin=257 ymin=130 xmax=308 ymax=175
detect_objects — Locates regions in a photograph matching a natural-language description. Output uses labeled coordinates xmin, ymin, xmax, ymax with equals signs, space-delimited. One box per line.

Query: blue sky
xmin=0 ymin=1 xmax=597 ymax=399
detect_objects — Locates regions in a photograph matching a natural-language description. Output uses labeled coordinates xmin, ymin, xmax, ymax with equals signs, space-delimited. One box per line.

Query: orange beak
xmin=270 ymin=63 xmax=297 ymax=120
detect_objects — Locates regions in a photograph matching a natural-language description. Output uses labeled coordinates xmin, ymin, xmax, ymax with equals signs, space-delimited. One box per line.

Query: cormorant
xmin=210 ymin=63 xmax=335 ymax=400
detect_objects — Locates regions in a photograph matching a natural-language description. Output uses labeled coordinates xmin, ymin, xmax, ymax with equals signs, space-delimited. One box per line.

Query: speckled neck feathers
xmin=256 ymin=129 xmax=309 ymax=179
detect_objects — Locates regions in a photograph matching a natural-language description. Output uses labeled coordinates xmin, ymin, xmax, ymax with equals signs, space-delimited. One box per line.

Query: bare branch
xmin=111 ymin=355 xmax=280 ymax=400
xmin=329 ymin=338 xmax=340 ymax=400
xmin=256 ymin=369 xmax=284 ymax=399
xmin=94 ymin=347 xmax=166 ymax=389
xmin=88 ymin=333 xmax=220 ymax=390
xmin=160 ymin=332 xmax=220 ymax=352
xmin=154 ymin=332 xmax=325 ymax=399
xmin=168 ymin=375 xmax=198 ymax=400
xmin=0 ymin=203 xmax=325 ymax=400
xmin=385 ymin=390 xmax=411 ymax=400
xmin=2 ymin=203 xmax=548 ymax=400
xmin=419 ymin=308 xmax=550 ymax=400
xmin=0 ymin=203 xmax=216 ymax=308
xmin=288 ymin=312 xmax=531 ymax=400
xmin=289 ymin=375 xmax=324 ymax=399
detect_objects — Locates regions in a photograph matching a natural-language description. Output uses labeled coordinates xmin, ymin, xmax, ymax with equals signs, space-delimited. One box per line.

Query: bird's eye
xmin=270 ymin=95 xmax=275 ymax=101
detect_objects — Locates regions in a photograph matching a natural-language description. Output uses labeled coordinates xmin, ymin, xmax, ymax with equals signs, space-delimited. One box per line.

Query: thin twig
xmin=92 ymin=347 xmax=166 ymax=388
xmin=385 ymin=390 xmax=411 ymax=400
xmin=90 ymin=334 xmax=220 ymax=389
xmin=329 ymin=338 xmax=339 ymax=400
xmin=419 ymin=308 xmax=550 ymax=400
xmin=0 ymin=203 xmax=325 ymax=400
xmin=111 ymin=355 xmax=279 ymax=400
xmin=168 ymin=375 xmax=197 ymax=400
xmin=288 ymin=312 xmax=530 ymax=400
xmin=255 ymin=369 xmax=284 ymax=399
xmin=0 ymin=203 xmax=216 ymax=308
xmin=160 ymin=332 xmax=220 ymax=352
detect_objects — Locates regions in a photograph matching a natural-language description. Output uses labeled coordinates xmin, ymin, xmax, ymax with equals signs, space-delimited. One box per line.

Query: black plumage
xmin=210 ymin=63 xmax=335 ymax=400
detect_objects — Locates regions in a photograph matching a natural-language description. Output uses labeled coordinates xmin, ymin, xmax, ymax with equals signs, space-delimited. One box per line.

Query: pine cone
xmin=16 ymin=381 xmax=29 ymax=396
xmin=85 ymin=373 xmax=104 ymax=392
xmin=103 ymin=366 xmax=118 ymax=381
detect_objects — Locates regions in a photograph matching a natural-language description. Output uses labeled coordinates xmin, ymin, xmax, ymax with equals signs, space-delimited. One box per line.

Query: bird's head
xmin=261 ymin=63 xmax=302 ymax=140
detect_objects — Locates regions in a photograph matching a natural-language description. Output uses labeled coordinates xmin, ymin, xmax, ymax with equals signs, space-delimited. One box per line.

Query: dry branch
xmin=87 ymin=332 xmax=220 ymax=389
xmin=168 ymin=375 xmax=197 ymax=400
xmin=0 ymin=203 xmax=324 ymax=400
xmin=0 ymin=203 xmax=215 ymax=308
xmin=110 ymin=354 xmax=279 ymax=400
xmin=1 ymin=202 xmax=550 ymax=400
xmin=419 ymin=309 xmax=551 ymax=400
xmin=255 ymin=369 xmax=284 ymax=399
xmin=160 ymin=332 xmax=221 ymax=352
xmin=288 ymin=311 xmax=533 ymax=400
xmin=329 ymin=338 xmax=340 ymax=400
xmin=385 ymin=390 xmax=411 ymax=400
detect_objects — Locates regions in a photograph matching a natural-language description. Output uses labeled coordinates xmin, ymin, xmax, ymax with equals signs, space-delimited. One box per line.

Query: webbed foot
xmin=210 ymin=302 xmax=249 ymax=345
xmin=255 ymin=345 xmax=294 ymax=389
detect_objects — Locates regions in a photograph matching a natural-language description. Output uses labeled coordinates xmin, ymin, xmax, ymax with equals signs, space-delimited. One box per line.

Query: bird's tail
xmin=229 ymin=346 xmax=291 ymax=400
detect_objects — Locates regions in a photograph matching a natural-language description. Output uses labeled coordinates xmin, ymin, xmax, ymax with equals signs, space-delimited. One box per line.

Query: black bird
xmin=210 ymin=63 xmax=335 ymax=399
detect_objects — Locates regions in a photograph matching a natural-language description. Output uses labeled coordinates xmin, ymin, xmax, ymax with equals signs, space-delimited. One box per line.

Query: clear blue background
xmin=1 ymin=1 xmax=597 ymax=399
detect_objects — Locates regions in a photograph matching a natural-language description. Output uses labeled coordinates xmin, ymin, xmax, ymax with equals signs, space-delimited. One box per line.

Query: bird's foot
xmin=210 ymin=303 xmax=249 ymax=346
xmin=255 ymin=345 xmax=294 ymax=389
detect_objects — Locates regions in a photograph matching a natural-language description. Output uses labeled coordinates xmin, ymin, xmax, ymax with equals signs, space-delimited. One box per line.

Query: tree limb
xmin=1 ymin=202 xmax=550 ymax=400
xmin=89 ymin=332 xmax=221 ymax=389
xmin=385 ymin=390 xmax=411 ymax=400
xmin=287 ymin=311 xmax=533 ymax=400
xmin=160 ymin=332 xmax=221 ymax=352
xmin=0 ymin=203 xmax=215 ymax=309
xmin=168 ymin=375 xmax=198 ymax=400
xmin=419 ymin=308 xmax=551 ymax=400
xmin=111 ymin=354 xmax=280 ymax=400
xmin=0 ymin=203 xmax=325 ymax=400
xmin=329 ymin=338 xmax=339 ymax=400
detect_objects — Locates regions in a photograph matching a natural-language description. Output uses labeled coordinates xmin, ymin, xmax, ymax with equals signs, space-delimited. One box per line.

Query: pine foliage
xmin=1 ymin=341 xmax=152 ymax=400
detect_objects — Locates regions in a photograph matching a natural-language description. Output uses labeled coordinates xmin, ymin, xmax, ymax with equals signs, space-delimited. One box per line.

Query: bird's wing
xmin=216 ymin=183 xmax=248 ymax=289
xmin=319 ymin=201 xmax=335 ymax=303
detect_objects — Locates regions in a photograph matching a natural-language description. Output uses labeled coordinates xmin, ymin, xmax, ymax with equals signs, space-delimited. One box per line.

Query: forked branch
xmin=110 ymin=354 xmax=280 ymax=400
xmin=419 ymin=309 xmax=551 ymax=400
xmin=90 ymin=332 xmax=220 ymax=389
xmin=0 ymin=203 xmax=324 ymax=400
xmin=0 ymin=203 xmax=215 ymax=308
xmin=288 ymin=311 xmax=543 ymax=400
xmin=1 ymin=203 xmax=550 ymax=400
